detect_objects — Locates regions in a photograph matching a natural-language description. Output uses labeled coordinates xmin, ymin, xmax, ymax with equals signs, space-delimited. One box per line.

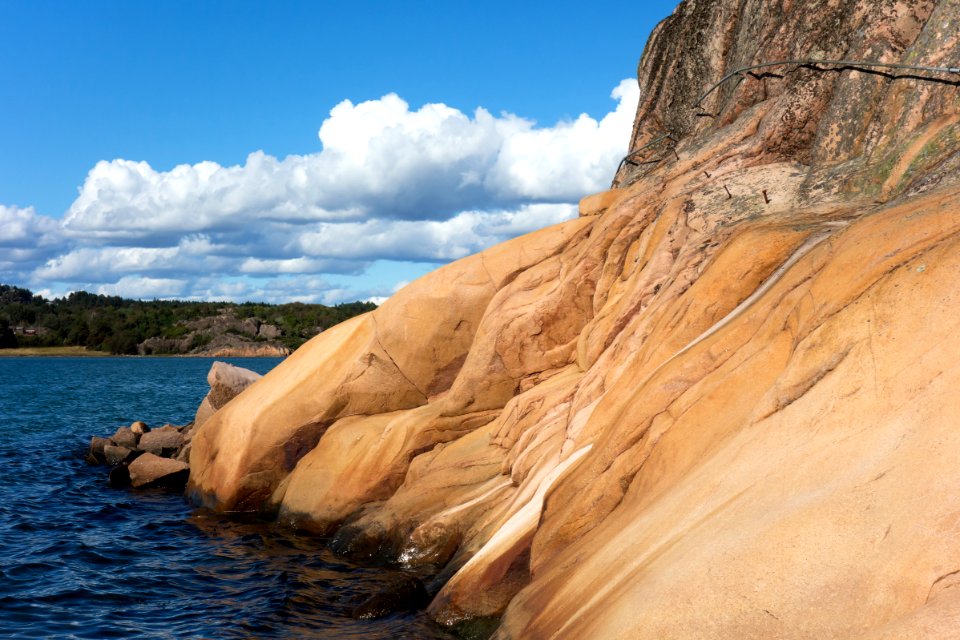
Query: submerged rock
xmin=108 ymin=464 xmax=131 ymax=489
xmin=350 ymin=574 xmax=430 ymax=620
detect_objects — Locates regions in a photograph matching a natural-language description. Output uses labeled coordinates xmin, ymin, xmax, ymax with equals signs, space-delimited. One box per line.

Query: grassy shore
xmin=0 ymin=346 xmax=112 ymax=357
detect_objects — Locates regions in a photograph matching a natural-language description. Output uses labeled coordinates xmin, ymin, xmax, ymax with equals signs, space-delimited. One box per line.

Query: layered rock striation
xmin=188 ymin=0 xmax=960 ymax=637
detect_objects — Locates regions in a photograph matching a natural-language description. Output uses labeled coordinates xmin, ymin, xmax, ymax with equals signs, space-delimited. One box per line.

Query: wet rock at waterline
xmin=351 ymin=574 xmax=431 ymax=620
xmin=85 ymin=436 xmax=111 ymax=465
xmin=108 ymin=464 xmax=131 ymax=489
xmin=103 ymin=444 xmax=138 ymax=466
xmin=128 ymin=453 xmax=190 ymax=490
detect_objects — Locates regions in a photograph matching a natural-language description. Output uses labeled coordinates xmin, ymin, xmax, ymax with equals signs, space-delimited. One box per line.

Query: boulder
xmin=138 ymin=425 xmax=183 ymax=457
xmin=241 ymin=318 xmax=260 ymax=336
xmin=130 ymin=421 xmax=150 ymax=435
xmin=192 ymin=361 xmax=263 ymax=430
xmin=110 ymin=426 xmax=138 ymax=449
xmin=127 ymin=453 xmax=189 ymax=490
xmin=103 ymin=445 xmax=137 ymax=465
xmin=174 ymin=421 xmax=196 ymax=462
xmin=86 ymin=436 xmax=111 ymax=464
xmin=175 ymin=441 xmax=192 ymax=463
xmin=257 ymin=323 xmax=281 ymax=339
xmin=206 ymin=362 xmax=262 ymax=409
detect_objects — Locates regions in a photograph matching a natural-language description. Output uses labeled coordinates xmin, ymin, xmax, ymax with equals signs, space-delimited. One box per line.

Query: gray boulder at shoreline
xmin=128 ymin=453 xmax=189 ymax=490
xmin=139 ymin=425 xmax=183 ymax=456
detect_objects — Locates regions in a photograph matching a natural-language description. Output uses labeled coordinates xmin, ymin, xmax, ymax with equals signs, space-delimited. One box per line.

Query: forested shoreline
xmin=0 ymin=284 xmax=375 ymax=355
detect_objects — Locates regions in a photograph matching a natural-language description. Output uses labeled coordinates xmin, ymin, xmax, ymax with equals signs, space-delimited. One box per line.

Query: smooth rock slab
xmin=128 ymin=453 xmax=189 ymax=490
xmin=138 ymin=425 xmax=183 ymax=456
xmin=578 ymin=188 xmax=623 ymax=217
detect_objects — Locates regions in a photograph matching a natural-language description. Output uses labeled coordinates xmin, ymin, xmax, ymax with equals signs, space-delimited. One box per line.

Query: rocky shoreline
xmin=87 ymin=422 xmax=191 ymax=489
xmin=86 ymin=361 xmax=262 ymax=491
xmin=85 ymin=360 xmax=451 ymax=622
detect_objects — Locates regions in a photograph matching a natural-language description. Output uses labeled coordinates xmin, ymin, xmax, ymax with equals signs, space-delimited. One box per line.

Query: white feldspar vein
xmin=398 ymin=479 xmax=515 ymax=567
xmin=672 ymin=227 xmax=837 ymax=360
xmin=447 ymin=445 xmax=594 ymax=580
xmin=434 ymin=478 xmax=514 ymax=521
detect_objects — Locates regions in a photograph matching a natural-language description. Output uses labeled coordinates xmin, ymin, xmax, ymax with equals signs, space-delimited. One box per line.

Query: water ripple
xmin=0 ymin=357 xmax=452 ymax=639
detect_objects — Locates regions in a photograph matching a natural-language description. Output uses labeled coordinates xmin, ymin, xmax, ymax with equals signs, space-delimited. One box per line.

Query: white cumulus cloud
xmin=295 ymin=203 xmax=578 ymax=262
xmin=2 ymin=79 xmax=639 ymax=303
xmin=96 ymin=276 xmax=188 ymax=299
xmin=63 ymin=79 xmax=637 ymax=236
xmin=0 ymin=204 xmax=62 ymax=247
xmin=0 ymin=205 xmax=69 ymax=278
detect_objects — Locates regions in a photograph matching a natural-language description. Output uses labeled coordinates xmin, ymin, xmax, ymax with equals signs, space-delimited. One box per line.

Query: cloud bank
xmin=1 ymin=79 xmax=638 ymax=303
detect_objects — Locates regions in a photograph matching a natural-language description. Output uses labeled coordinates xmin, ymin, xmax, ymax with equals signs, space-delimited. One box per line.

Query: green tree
xmin=0 ymin=319 xmax=17 ymax=348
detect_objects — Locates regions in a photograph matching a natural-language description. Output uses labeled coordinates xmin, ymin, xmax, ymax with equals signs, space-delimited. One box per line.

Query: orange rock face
xmin=187 ymin=0 xmax=960 ymax=636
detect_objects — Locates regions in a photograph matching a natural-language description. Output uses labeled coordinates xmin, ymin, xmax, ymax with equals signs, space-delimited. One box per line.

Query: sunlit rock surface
xmin=193 ymin=361 xmax=263 ymax=430
xmin=189 ymin=0 xmax=960 ymax=636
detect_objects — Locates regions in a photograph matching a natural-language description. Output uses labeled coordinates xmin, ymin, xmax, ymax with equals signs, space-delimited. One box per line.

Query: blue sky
xmin=0 ymin=0 xmax=677 ymax=303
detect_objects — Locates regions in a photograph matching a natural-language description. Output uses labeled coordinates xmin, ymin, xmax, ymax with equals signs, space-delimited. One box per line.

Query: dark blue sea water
xmin=0 ymin=357 xmax=452 ymax=639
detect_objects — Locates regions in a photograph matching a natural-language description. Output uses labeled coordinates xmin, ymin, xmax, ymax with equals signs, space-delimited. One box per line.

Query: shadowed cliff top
xmin=616 ymin=0 xmax=960 ymax=204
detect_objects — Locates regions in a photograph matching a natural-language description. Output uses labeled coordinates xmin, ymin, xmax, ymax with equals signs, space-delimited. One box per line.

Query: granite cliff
xmin=188 ymin=0 xmax=960 ymax=636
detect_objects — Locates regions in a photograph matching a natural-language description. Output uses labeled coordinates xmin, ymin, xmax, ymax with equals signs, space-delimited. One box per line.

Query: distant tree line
xmin=0 ymin=284 xmax=376 ymax=354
